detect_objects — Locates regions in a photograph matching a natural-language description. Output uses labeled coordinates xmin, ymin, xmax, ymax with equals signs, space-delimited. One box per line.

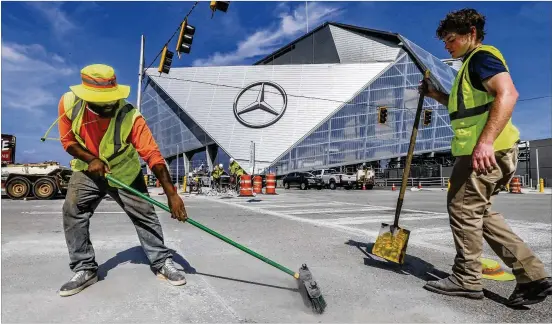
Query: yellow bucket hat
xmin=481 ymin=257 xmax=515 ymax=281
xmin=69 ymin=64 xmax=130 ymax=103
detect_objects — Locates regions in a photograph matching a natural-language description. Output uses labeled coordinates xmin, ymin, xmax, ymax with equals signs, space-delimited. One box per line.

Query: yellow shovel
xmin=372 ymin=70 xmax=430 ymax=264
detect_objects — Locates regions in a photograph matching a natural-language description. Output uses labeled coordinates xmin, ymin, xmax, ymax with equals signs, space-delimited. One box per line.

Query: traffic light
xmin=378 ymin=106 xmax=388 ymax=124
xmin=176 ymin=19 xmax=195 ymax=58
xmin=423 ymin=109 xmax=433 ymax=126
xmin=158 ymin=46 xmax=174 ymax=74
xmin=210 ymin=1 xmax=229 ymax=17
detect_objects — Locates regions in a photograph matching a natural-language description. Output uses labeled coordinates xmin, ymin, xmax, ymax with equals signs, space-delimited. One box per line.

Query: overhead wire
xmin=149 ymin=74 xmax=552 ymax=112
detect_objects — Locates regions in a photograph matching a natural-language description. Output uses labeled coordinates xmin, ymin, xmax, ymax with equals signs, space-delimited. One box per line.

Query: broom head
xmin=297 ymin=264 xmax=326 ymax=314
xmin=371 ymin=223 xmax=410 ymax=264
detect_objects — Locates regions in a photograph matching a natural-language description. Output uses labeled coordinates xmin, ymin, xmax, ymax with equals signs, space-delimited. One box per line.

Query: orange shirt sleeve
xmin=128 ymin=116 xmax=167 ymax=170
xmin=58 ymin=94 xmax=78 ymax=151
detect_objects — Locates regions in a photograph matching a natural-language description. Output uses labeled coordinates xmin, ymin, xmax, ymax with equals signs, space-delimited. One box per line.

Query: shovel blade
xmin=371 ymin=223 xmax=410 ymax=264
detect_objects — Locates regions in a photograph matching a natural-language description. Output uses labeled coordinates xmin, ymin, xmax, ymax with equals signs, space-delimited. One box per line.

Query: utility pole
xmin=306 ymin=1 xmax=309 ymax=33
xmin=137 ymin=34 xmax=145 ymax=112
xmin=536 ymin=148 xmax=540 ymax=190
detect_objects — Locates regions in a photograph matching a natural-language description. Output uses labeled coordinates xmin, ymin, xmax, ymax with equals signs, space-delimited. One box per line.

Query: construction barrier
xmin=509 ymin=176 xmax=522 ymax=194
xmin=239 ymin=174 xmax=254 ymax=197
xmin=265 ymin=174 xmax=277 ymax=195
xmin=253 ymin=175 xmax=262 ymax=194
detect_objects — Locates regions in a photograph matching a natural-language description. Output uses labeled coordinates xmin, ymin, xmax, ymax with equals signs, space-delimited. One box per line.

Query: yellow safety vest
xmin=230 ymin=161 xmax=244 ymax=176
xmin=63 ymin=91 xmax=143 ymax=188
xmin=447 ymin=45 xmax=520 ymax=156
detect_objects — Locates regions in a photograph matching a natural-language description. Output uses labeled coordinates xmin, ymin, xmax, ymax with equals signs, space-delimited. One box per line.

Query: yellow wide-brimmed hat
xmin=481 ymin=258 xmax=515 ymax=281
xmin=69 ymin=64 xmax=130 ymax=103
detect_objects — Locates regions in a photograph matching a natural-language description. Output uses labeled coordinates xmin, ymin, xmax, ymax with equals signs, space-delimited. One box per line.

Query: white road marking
xmin=321 ymin=213 xmax=449 ymax=225
xmin=240 ymin=202 xmax=344 ymax=208
xmin=287 ymin=207 xmax=394 ymax=215
xmin=197 ymin=195 xmax=459 ymax=255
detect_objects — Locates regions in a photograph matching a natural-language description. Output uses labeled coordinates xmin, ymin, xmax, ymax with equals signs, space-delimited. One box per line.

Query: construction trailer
xmin=1 ymin=161 xmax=72 ymax=200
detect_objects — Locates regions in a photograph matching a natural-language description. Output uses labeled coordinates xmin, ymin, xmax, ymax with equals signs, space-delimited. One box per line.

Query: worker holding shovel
xmin=419 ymin=8 xmax=551 ymax=306
xmin=56 ymin=64 xmax=188 ymax=297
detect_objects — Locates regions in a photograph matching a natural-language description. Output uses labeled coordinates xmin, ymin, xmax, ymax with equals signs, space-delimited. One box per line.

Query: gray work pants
xmin=62 ymin=171 xmax=172 ymax=273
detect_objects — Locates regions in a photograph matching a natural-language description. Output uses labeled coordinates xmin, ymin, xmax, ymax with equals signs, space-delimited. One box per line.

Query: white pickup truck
xmin=311 ymin=168 xmax=357 ymax=190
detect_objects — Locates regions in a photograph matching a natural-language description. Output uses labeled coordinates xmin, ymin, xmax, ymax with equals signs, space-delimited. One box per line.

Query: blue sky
xmin=2 ymin=1 xmax=551 ymax=166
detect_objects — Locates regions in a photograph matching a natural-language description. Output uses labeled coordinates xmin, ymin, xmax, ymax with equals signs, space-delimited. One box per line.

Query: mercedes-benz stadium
xmin=140 ymin=21 xmax=461 ymax=179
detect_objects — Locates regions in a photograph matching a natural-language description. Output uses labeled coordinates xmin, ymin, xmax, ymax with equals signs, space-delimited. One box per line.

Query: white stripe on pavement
xmin=320 ymin=213 xmax=449 ymax=225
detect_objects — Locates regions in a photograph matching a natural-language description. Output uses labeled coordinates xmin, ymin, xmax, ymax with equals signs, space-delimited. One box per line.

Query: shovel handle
xmin=394 ymin=70 xmax=429 ymax=227
xmin=105 ymin=174 xmax=299 ymax=279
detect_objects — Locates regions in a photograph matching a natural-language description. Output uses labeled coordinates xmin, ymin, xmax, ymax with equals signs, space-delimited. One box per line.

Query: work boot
xmin=156 ymin=258 xmax=187 ymax=286
xmin=506 ymin=277 xmax=552 ymax=306
xmin=59 ymin=269 xmax=98 ymax=297
xmin=423 ymin=276 xmax=484 ymax=299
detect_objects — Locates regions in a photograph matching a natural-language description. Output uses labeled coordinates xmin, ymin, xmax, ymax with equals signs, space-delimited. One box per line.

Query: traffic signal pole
xmin=137 ymin=34 xmax=145 ymax=113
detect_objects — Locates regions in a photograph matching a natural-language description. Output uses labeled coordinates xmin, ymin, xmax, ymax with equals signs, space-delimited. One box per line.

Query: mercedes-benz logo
xmin=233 ymin=81 xmax=287 ymax=128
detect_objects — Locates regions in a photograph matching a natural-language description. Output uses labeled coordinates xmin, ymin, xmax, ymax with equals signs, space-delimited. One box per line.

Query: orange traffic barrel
xmin=509 ymin=176 xmax=522 ymax=194
xmin=265 ymin=174 xmax=277 ymax=195
xmin=239 ymin=174 xmax=254 ymax=197
xmin=253 ymin=175 xmax=262 ymax=194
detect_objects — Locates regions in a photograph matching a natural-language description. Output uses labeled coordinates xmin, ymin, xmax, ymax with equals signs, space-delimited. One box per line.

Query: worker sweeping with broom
xmin=419 ymin=8 xmax=551 ymax=306
xmin=51 ymin=63 xmax=327 ymax=313
xmin=56 ymin=64 xmax=188 ymax=297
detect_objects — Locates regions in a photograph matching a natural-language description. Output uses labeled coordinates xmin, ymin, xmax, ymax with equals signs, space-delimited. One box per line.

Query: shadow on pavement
xmin=194 ymin=272 xmax=299 ymax=292
xmin=345 ymin=239 xmax=449 ymax=282
xmin=97 ymin=246 xmax=197 ymax=280
xmin=345 ymin=240 xmax=531 ymax=310
xmin=98 ymin=246 xmax=298 ymax=292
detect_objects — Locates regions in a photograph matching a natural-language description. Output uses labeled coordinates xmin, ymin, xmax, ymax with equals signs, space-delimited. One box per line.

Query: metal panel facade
xmin=145 ymin=62 xmax=390 ymax=172
xmin=260 ymin=25 xmax=341 ymax=65
xmin=270 ymin=52 xmax=454 ymax=174
xmin=329 ymin=25 xmax=402 ymax=63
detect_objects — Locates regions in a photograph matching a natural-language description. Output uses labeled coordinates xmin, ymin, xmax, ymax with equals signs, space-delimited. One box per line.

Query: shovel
xmin=371 ymin=70 xmax=430 ymax=264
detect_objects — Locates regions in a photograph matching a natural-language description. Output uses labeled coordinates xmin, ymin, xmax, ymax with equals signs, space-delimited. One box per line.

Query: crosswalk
xmin=201 ymin=192 xmax=551 ymax=269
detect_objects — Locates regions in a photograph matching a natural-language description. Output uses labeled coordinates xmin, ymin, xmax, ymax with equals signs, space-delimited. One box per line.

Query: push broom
xmin=106 ymin=174 xmax=327 ymax=314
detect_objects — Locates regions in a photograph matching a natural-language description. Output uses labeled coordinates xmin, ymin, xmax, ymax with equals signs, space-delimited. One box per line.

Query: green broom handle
xmin=106 ymin=174 xmax=299 ymax=279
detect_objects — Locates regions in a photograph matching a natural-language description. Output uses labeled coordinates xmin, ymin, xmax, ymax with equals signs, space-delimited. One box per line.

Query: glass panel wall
xmin=271 ymin=52 xmax=454 ymax=175
xmin=141 ymin=78 xmax=214 ymax=158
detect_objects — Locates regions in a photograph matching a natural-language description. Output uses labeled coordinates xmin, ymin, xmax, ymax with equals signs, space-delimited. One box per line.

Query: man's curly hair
xmin=436 ymin=8 xmax=486 ymax=41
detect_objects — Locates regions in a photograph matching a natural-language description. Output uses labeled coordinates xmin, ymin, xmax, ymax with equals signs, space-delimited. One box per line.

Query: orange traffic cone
xmin=392 ymin=184 xmax=396 ymax=191
xmin=362 ymin=183 xmax=366 ymax=190
xmin=418 ymin=182 xmax=422 ymax=189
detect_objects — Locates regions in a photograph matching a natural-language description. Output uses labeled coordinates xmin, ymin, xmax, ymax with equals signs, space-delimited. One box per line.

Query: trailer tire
xmin=6 ymin=176 xmax=31 ymax=199
xmin=33 ymin=177 xmax=58 ymax=200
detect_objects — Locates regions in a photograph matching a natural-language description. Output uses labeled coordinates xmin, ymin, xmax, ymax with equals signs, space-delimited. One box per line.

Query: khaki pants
xmin=447 ymin=144 xmax=549 ymax=290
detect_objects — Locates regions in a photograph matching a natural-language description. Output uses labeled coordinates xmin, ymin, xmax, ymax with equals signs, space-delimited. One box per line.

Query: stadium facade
xmin=140 ymin=22 xmax=460 ymax=178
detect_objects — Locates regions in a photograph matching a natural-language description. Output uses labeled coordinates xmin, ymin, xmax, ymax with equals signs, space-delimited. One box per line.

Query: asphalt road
xmin=2 ymin=187 xmax=551 ymax=323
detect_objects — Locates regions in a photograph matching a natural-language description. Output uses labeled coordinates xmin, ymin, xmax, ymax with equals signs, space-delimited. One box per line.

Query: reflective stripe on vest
xmin=447 ymin=45 xmax=520 ymax=156
xmin=63 ymin=91 xmax=143 ymax=187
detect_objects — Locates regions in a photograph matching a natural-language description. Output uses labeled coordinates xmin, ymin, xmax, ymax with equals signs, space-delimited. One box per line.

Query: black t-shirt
xmin=462 ymin=48 xmax=508 ymax=92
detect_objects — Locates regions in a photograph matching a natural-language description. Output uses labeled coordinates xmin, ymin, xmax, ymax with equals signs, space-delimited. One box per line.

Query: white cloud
xmin=1 ymin=42 xmax=76 ymax=114
xmin=27 ymin=2 xmax=76 ymax=36
xmin=519 ymin=2 xmax=551 ymax=24
xmin=192 ymin=2 xmax=344 ymax=67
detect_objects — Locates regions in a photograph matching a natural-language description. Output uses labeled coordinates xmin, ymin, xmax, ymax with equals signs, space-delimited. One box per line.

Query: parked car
xmin=282 ymin=172 xmax=323 ymax=190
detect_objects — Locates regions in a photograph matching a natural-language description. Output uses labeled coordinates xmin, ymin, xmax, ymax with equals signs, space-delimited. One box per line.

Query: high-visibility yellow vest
xmin=230 ymin=161 xmax=244 ymax=176
xmin=447 ymin=45 xmax=520 ymax=156
xmin=62 ymin=91 xmax=143 ymax=188
xmin=212 ymin=167 xmax=222 ymax=179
